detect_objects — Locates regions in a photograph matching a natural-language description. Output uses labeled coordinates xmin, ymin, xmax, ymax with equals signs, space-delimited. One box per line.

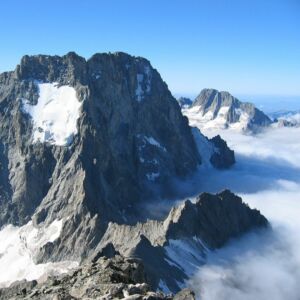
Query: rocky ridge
xmin=0 ymin=255 xmax=195 ymax=300
xmin=93 ymin=190 xmax=268 ymax=292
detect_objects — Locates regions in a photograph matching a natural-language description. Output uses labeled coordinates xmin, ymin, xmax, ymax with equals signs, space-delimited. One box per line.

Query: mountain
xmin=269 ymin=110 xmax=300 ymax=128
xmin=183 ymin=88 xmax=272 ymax=133
xmin=0 ymin=52 xmax=266 ymax=293
xmin=177 ymin=97 xmax=193 ymax=109
xmin=94 ymin=190 xmax=268 ymax=293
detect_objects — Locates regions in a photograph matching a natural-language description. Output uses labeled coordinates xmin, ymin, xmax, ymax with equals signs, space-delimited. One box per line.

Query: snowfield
xmin=182 ymin=105 xmax=250 ymax=132
xmin=22 ymin=82 xmax=83 ymax=146
xmin=0 ymin=219 xmax=78 ymax=287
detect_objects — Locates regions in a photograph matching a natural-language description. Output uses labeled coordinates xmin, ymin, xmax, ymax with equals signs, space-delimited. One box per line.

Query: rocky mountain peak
xmin=0 ymin=52 xmax=237 ymax=270
xmin=164 ymin=190 xmax=268 ymax=247
xmin=183 ymin=88 xmax=271 ymax=132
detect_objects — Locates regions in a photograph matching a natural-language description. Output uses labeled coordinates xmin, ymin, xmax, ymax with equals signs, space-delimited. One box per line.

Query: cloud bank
xmin=188 ymin=127 xmax=300 ymax=300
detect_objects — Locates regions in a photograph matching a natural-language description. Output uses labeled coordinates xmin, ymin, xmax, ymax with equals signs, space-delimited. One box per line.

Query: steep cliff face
xmin=183 ymin=88 xmax=271 ymax=133
xmin=0 ymin=52 xmax=234 ymax=264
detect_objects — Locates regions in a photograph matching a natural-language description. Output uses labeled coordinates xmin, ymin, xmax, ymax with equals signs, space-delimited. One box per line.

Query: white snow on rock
xmin=183 ymin=105 xmax=251 ymax=133
xmin=164 ymin=238 xmax=206 ymax=286
xmin=22 ymin=82 xmax=83 ymax=146
xmin=191 ymin=127 xmax=215 ymax=167
xmin=0 ymin=219 xmax=78 ymax=287
xmin=135 ymin=74 xmax=144 ymax=102
xmin=183 ymin=106 xmax=229 ymax=130
xmin=137 ymin=134 xmax=167 ymax=152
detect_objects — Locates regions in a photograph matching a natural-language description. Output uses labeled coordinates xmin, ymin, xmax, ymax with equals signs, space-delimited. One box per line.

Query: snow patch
xmin=22 ymin=82 xmax=83 ymax=146
xmin=0 ymin=219 xmax=78 ymax=287
xmin=183 ymin=105 xmax=251 ymax=133
xmin=192 ymin=128 xmax=215 ymax=167
xmin=144 ymin=66 xmax=152 ymax=93
xmin=137 ymin=134 xmax=167 ymax=152
xmin=165 ymin=238 xmax=206 ymax=277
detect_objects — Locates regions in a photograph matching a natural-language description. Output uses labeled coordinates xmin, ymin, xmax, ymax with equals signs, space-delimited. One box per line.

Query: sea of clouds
xmin=188 ymin=127 xmax=300 ymax=300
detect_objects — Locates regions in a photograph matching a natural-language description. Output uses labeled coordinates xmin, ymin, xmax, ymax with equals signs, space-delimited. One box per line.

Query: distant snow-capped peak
xmin=182 ymin=89 xmax=271 ymax=133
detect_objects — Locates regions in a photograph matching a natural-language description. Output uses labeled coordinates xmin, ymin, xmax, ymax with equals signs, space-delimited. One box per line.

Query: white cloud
xmin=187 ymin=127 xmax=300 ymax=300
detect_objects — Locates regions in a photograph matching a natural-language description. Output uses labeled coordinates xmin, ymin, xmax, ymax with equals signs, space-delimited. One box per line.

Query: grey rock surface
xmin=0 ymin=255 xmax=183 ymax=299
xmin=173 ymin=289 xmax=195 ymax=300
xmin=0 ymin=190 xmax=268 ymax=297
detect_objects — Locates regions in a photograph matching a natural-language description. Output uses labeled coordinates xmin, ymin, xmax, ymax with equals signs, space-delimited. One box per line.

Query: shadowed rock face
xmin=210 ymin=135 xmax=235 ymax=168
xmin=0 ymin=52 xmax=235 ymax=263
xmin=94 ymin=190 xmax=269 ymax=292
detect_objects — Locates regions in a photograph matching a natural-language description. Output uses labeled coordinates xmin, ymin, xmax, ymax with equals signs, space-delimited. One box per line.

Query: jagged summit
xmin=183 ymin=88 xmax=271 ymax=132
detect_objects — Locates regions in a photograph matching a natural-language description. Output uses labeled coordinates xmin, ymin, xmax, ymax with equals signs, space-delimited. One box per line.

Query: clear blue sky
xmin=0 ymin=0 xmax=299 ymax=102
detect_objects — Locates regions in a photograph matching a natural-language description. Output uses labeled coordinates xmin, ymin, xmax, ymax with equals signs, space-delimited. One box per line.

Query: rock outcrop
xmin=183 ymin=88 xmax=272 ymax=133
xmin=177 ymin=97 xmax=193 ymax=109
xmin=0 ymin=190 xmax=268 ymax=297
xmin=0 ymin=255 xmax=195 ymax=300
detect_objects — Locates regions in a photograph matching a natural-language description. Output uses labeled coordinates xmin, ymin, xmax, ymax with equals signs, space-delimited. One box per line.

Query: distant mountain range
xmin=179 ymin=89 xmax=272 ymax=133
xmin=269 ymin=110 xmax=300 ymax=128
xmin=178 ymin=89 xmax=300 ymax=133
